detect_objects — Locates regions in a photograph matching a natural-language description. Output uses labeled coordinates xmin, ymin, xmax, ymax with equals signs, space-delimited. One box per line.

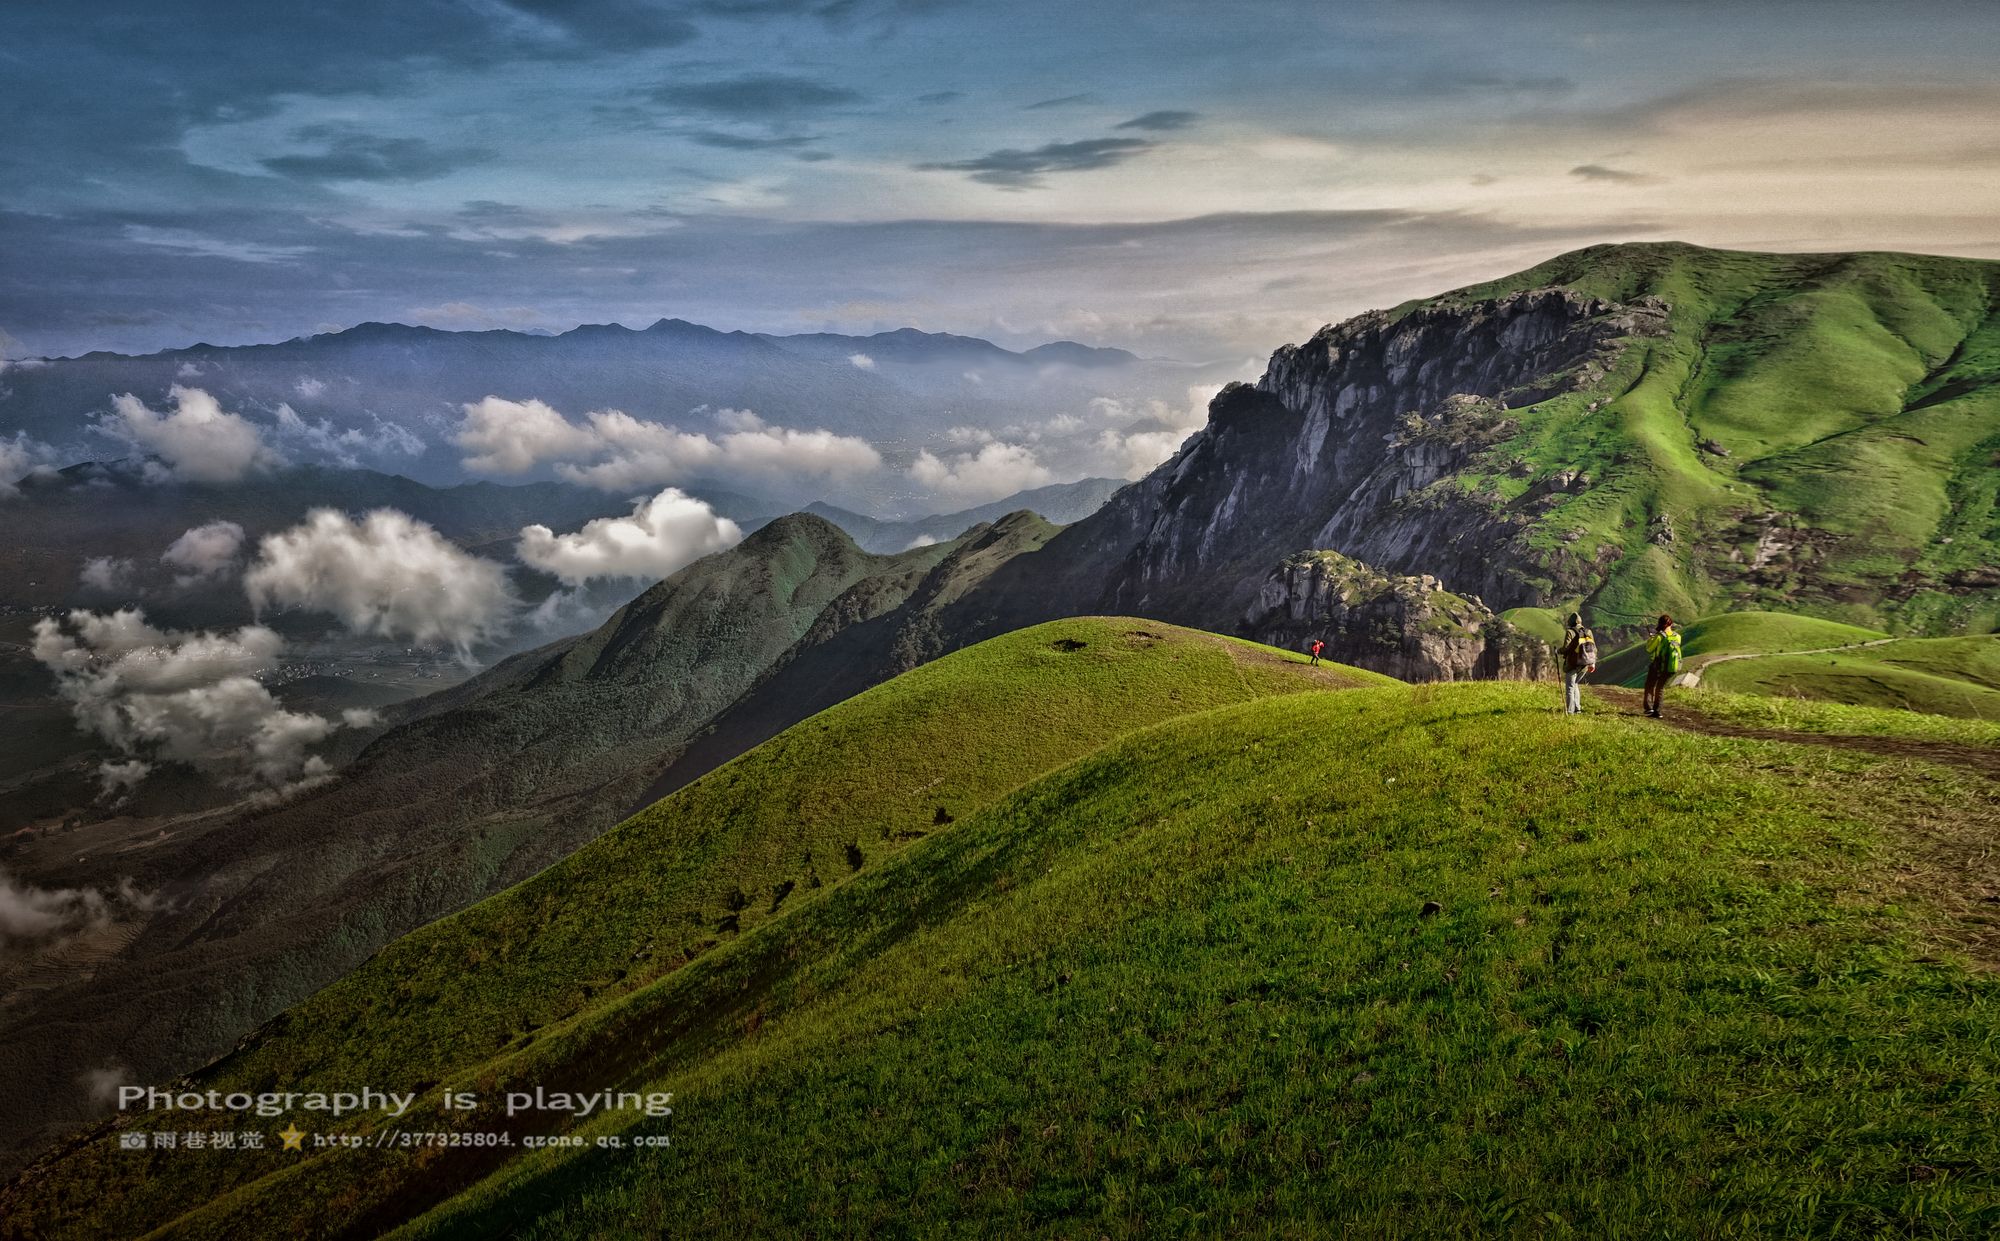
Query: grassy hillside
xmin=1 ymin=619 xmax=1385 ymax=1238
xmin=9 ymin=644 xmax=1999 ymax=1237
xmin=1409 ymin=244 xmax=2000 ymax=636
xmin=1700 ymin=635 xmax=2000 ymax=719
xmin=1594 ymin=611 xmax=2000 ymax=719
xmin=1596 ymin=610 xmax=1890 ymax=685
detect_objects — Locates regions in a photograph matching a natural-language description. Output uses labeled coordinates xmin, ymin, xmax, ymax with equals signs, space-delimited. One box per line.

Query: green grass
xmin=406 ymin=687 xmax=1999 ymax=1238
xmin=1397 ymin=243 xmax=2000 ymax=634
xmin=12 ymin=644 xmax=2000 ymax=1238
xmin=1497 ymin=606 xmax=1566 ymax=645
xmin=1701 ymin=636 xmax=2000 ymax=721
xmin=1597 ymin=610 xmax=1892 ymax=687
xmin=1679 ymin=687 xmax=2000 ymax=747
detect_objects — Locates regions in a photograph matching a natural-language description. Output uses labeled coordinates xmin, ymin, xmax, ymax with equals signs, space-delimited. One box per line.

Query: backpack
xmin=1647 ymin=627 xmax=1682 ymax=675
xmin=1561 ymin=627 xmax=1596 ymax=670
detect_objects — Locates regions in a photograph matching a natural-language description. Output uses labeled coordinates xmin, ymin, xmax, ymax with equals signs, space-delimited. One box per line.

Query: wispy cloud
xmin=918 ymin=137 xmax=1155 ymax=188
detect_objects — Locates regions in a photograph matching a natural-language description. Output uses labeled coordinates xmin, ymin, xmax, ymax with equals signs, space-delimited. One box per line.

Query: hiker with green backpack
xmin=1559 ymin=612 xmax=1596 ymax=715
xmin=1642 ymin=613 xmax=1683 ymax=719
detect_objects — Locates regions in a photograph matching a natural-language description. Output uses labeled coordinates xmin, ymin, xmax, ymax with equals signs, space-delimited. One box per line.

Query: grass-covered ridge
xmin=9 ymin=643 xmax=1998 ymax=1237
xmin=0 ymin=619 xmax=1390 ymax=1239
xmin=1403 ymin=244 xmax=2000 ymax=636
xmin=1595 ymin=610 xmax=2000 ymax=720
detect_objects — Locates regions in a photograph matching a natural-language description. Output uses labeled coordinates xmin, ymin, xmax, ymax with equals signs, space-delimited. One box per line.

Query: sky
xmin=3 ymin=0 xmax=1998 ymax=362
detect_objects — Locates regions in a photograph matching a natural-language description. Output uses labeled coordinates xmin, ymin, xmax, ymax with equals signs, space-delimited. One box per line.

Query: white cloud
xmin=294 ymin=376 xmax=327 ymax=398
xmin=453 ymin=396 xmax=600 ymax=473
xmin=79 ymin=556 xmax=135 ymax=593
xmin=175 ymin=361 xmax=203 ymax=379
xmin=848 ymin=352 xmax=876 ymax=369
xmin=161 ymin=520 xmax=247 ymax=580
xmin=903 ymin=533 xmax=940 ymax=550
xmin=99 ymin=386 xmax=284 ymax=483
xmin=30 ymin=609 xmax=340 ymax=793
xmin=456 ymin=397 xmax=882 ymax=492
xmin=97 ymin=759 xmax=152 ymax=795
xmin=0 ymin=868 xmax=157 ymax=955
xmin=517 ymin=488 xmax=742 ymax=586
xmin=340 ymin=707 xmax=383 ymax=729
xmin=1 ymin=431 xmax=59 ymax=498
xmin=1083 ymin=383 xmax=1219 ymax=478
xmin=244 ymin=508 xmax=518 ymax=652
xmin=274 ymin=404 xmax=424 ymax=467
xmin=908 ymin=440 xmax=1054 ymax=504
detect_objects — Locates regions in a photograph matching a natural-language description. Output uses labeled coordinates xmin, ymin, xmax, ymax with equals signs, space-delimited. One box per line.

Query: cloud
xmin=1 ymin=432 xmax=58 ymax=497
xmin=121 ymin=226 xmax=312 ymax=265
xmin=1569 ymin=163 xmax=1659 ymax=184
xmin=340 ymin=707 xmax=382 ymax=729
xmin=502 ymin=0 xmax=698 ymax=50
xmin=455 ymin=397 xmax=882 ymax=490
xmin=261 ymin=127 xmax=496 ymax=183
xmin=0 ymin=868 xmax=158 ymax=956
xmin=1023 ymin=93 xmax=1098 ymax=110
xmin=273 ymin=403 xmax=424 ymax=466
xmin=162 ymin=520 xmax=247 ymax=581
xmin=1084 ymin=383 xmax=1219 ymax=477
xmin=908 ymin=440 xmax=1054 ymax=503
xmin=1116 ymin=110 xmax=1201 ymax=131
xmin=294 ymin=376 xmax=326 ymax=398
xmin=31 ymin=609 xmax=340 ymax=793
xmin=79 ymin=556 xmax=135 ymax=593
xmin=688 ymin=131 xmax=821 ymax=152
xmin=918 ymin=137 xmax=1156 ymax=188
xmin=517 ymin=488 xmax=742 ymax=585
xmin=244 ymin=509 xmax=519 ymax=652
xmin=99 ymin=386 xmax=284 ymax=483
xmin=903 ymin=533 xmax=940 ymax=550
xmin=650 ymin=74 xmax=861 ymax=117
xmin=847 ymin=352 xmax=875 ymax=369
xmin=454 ymin=395 xmax=603 ymax=473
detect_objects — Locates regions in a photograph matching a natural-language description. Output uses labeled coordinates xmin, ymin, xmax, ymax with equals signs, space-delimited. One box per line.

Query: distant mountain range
xmin=0 ymin=317 xmax=1210 ymax=505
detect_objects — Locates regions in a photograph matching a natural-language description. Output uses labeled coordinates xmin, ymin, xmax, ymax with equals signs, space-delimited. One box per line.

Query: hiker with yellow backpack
xmin=1642 ymin=613 xmax=1682 ymax=719
xmin=1559 ymin=611 xmax=1596 ymax=715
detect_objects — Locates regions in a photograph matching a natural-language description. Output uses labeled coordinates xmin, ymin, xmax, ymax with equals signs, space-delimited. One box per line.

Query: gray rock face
xmin=1052 ymin=286 xmax=1669 ymax=624
xmin=1241 ymin=550 xmax=1553 ymax=683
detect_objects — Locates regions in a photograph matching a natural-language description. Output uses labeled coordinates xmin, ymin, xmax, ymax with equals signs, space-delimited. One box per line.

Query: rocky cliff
xmin=1242 ymin=550 xmax=1553 ymax=682
xmin=1027 ymin=283 xmax=1671 ymax=628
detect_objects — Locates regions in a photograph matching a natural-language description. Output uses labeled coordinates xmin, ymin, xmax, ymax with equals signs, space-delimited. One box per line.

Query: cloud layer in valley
xmin=98 ymin=387 xmax=284 ymax=483
xmin=454 ymin=397 xmax=881 ymax=491
xmin=31 ymin=608 xmax=344 ymax=793
xmin=244 ymin=509 xmax=518 ymax=652
xmin=517 ymin=488 xmax=742 ymax=585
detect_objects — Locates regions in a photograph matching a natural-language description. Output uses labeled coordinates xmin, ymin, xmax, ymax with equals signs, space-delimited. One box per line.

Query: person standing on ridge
xmin=1559 ymin=611 xmax=1596 ymax=715
xmin=1642 ymin=613 xmax=1682 ymax=718
xmin=1309 ymin=639 xmax=1324 ymax=667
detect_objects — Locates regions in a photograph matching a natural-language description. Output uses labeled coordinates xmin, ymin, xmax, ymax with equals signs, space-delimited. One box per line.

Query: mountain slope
xmin=979 ymin=243 xmax=2000 ymax=645
xmin=0 ymin=514 xmax=964 ymax=1173
xmin=9 ymin=670 xmax=1996 ymax=1237
xmin=0 ymin=619 xmax=1387 ymax=1237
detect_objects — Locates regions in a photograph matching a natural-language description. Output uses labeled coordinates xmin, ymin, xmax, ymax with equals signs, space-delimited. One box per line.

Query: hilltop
xmin=7 ymin=623 xmax=1996 ymax=1237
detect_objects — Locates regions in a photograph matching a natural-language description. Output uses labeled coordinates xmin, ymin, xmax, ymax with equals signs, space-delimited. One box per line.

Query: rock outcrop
xmin=1241 ymin=550 xmax=1553 ymax=683
xmin=1037 ymin=285 xmax=1672 ymax=627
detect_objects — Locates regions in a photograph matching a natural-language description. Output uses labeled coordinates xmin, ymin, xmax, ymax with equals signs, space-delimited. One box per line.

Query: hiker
xmin=1642 ymin=613 xmax=1682 ymax=718
xmin=1559 ymin=611 xmax=1596 ymax=714
xmin=1309 ymin=639 xmax=1324 ymax=666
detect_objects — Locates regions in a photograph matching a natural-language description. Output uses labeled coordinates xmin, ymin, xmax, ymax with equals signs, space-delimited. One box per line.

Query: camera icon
xmin=119 ymin=1132 xmax=148 ymax=1150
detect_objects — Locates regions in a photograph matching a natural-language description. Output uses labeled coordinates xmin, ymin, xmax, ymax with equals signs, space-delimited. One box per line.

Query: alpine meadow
xmin=2 ymin=1 xmax=1998 ymax=1236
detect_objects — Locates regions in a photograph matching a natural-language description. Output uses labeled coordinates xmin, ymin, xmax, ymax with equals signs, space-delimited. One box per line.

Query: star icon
xmin=277 ymin=1125 xmax=306 ymax=1151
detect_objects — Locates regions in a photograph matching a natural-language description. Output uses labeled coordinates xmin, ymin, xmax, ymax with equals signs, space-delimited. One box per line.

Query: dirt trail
xmin=1674 ymin=638 xmax=1898 ymax=689
xmin=1589 ymin=685 xmax=2000 ymax=781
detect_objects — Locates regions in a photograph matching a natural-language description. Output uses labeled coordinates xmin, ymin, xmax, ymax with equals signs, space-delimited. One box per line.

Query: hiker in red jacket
xmin=1309 ymin=639 xmax=1324 ymax=667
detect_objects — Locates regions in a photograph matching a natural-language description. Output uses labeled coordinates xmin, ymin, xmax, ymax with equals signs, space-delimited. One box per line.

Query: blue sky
xmin=3 ymin=0 xmax=1998 ymax=360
